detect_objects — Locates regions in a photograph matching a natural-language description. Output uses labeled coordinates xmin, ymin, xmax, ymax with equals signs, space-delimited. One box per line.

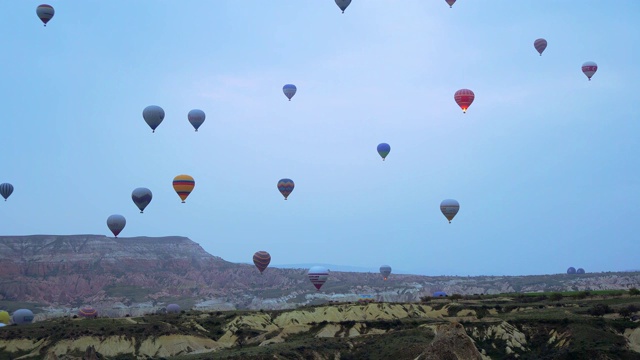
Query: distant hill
xmin=2 ymin=234 xmax=640 ymax=316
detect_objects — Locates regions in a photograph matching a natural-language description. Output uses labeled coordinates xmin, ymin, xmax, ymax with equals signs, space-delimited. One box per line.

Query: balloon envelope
xmin=380 ymin=265 xmax=392 ymax=280
xmin=78 ymin=306 xmax=97 ymax=318
xmin=445 ymin=0 xmax=456 ymax=7
xmin=188 ymin=109 xmax=206 ymax=131
xmin=253 ymin=251 xmax=271 ymax=274
xmin=377 ymin=143 xmax=390 ymax=160
xmin=277 ymin=179 xmax=295 ymax=200
xmin=433 ymin=291 xmax=447 ymax=297
xmin=283 ymin=84 xmax=297 ymax=100
xmin=142 ymin=105 xmax=165 ymax=132
xmin=440 ymin=199 xmax=460 ymax=223
xmin=454 ymin=89 xmax=475 ymax=113
xmin=12 ymin=309 xmax=34 ymax=325
xmin=0 ymin=311 xmax=10 ymax=325
xmin=36 ymin=4 xmax=54 ymax=26
xmin=167 ymin=304 xmax=181 ymax=314
xmin=335 ymin=0 xmax=351 ymax=13
xmin=582 ymin=61 xmax=598 ymax=80
xmin=567 ymin=267 xmax=577 ymax=274
xmin=577 ymin=268 xmax=586 ymax=274
xmin=534 ymin=38 xmax=547 ymax=55
xmin=0 ymin=183 xmax=14 ymax=201
xmin=107 ymin=214 xmax=126 ymax=237
xmin=131 ymin=187 xmax=152 ymax=213
xmin=173 ymin=175 xmax=195 ymax=203
xmin=308 ymin=266 xmax=329 ymax=290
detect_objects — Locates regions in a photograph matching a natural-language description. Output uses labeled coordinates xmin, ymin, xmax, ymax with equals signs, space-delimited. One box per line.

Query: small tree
xmin=549 ymin=293 xmax=563 ymax=301
xmin=629 ymin=288 xmax=640 ymax=296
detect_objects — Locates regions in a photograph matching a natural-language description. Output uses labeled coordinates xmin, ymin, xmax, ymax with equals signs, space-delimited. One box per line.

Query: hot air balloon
xmin=335 ymin=0 xmax=351 ymax=13
xmin=377 ymin=143 xmax=390 ymax=161
xmin=188 ymin=109 xmax=206 ymax=132
xmin=78 ymin=306 xmax=98 ymax=318
xmin=107 ymin=214 xmax=126 ymax=238
xmin=380 ymin=265 xmax=392 ymax=280
xmin=0 ymin=183 xmax=14 ymax=201
xmin=567 ymin=267 xmax=576 ymax=274
xmin=308 ymin=266 xmax=329 ymax=290
xmin=12 ymin=309 xmax=34 ymax=325
xmin=173 ymin=175 xmax=195 ymax=203
xmin=253 ymin=251 xmax=271 ymax=274
xmin=433 ymin=291 xmax=447 ymax=297
xmin=582 ymin=61 xmax=598 ymax=81
xmin=0 ymin=311 xmax=10 ymax=325
xmin=440 ymin=199 xmax=460 ymax=223
xmin=36 ymin=4 xmax=54 ymax=26
xmin=283 ymin=84 xmax=297 ymax=101
xmin=166 ymin=304 xmax=181 ymax=314
xmin=454 ymin=89 xmax=475 ymax=113
xmin=445 ymin=0 xmax=456 ymax=8
xmin=142 ymin=105 xmax=165 ymax=133
xmin=277 ymin=178 xmax=295 ymax=200
xmin=534 ymin=38 xmax=547 ymax=56
xmin=577 ymin=268 xmax=586 ymax=274
xmin=131 ymin=187 xmax=152 ymax=213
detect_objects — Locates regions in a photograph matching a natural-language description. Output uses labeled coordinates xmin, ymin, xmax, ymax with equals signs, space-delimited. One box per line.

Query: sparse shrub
xmin=419 ymin=296 xmax=432 ymax=303
xmin=618 ymin=305 xmax=640 ymax=318
xmin=450 ymin=294 xmax=463 ymax=300
xmin=587 ymin=303 xmax=613 ymax=317
xmin=549 ymin=293 xmax=563 ymax=301
xmin=574 ymin=291 xmax=591 ymax=299
xmin=629 ymin=288 xmax=640 ymax=296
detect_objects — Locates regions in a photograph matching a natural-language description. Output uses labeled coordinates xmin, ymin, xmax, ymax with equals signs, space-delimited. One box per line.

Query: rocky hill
xmin=1 ymin=235 xmax=640 ymax=319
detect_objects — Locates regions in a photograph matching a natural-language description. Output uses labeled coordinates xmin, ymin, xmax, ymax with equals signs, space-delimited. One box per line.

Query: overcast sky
xmin=1 ymin=1 xmax=639 ymax=276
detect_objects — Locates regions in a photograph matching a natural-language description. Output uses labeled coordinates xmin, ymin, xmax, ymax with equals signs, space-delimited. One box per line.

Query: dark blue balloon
xmin=377 ymin=143 xmax=390 ymax=160
xmin=132 ymin=187 xmax=153 ymax=213
xmin=433 ymin=291 xmax=447 ymax=297
xmin=0 ymin=183 xmax=13 ymax=201
xmin=567 ymin=267 xmax=576 ymax=274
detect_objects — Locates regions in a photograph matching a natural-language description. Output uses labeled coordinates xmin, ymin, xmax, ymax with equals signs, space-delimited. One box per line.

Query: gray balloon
xmin=167 ymin=304 xmax=181 ymax=313
xmin=12 ymin=309 xmax=34 ymax=325
xmin=335 ymin=0 xmax=351 ymax=13
xmin=187 ymin=109 xmax=206 ymax=132
xmin=107 ymin=214 xmax=126 ymax=238
xmin=380 ymin=265 xmax=392 ymax=280
xmin=142 ymin=105 xmax=165 ymax=133
xmin=132 ymin=187 xmax=152 ymax=213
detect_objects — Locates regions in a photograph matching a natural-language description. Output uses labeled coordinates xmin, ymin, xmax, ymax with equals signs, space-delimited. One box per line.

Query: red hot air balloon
xmin=308 ymin=266 xmax=329 ymax=290
xmin=454 ymin=89 xmax=475 ymax=113
xmin=582 ymin=61 xmax=598 ymax=81
xmin=534 ymin=38 xmax=547 ymax=56
xmin=253 ymin=251 xmax=271 ymax=274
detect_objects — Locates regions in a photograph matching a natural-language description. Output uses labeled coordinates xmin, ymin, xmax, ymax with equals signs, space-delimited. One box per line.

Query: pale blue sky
xmin=1 ymin=1 xmax=639 ymax=276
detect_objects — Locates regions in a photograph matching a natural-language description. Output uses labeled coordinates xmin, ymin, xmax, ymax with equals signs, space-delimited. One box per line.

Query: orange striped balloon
xmin=173 ymin=175 xmax=195 ymax=203
xmin=253 ymin=251 xmax=271 ymax=274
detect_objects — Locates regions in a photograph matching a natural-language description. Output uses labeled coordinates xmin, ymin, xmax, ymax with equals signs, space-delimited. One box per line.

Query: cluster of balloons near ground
xmin=567 ymin=267 xmax=586 ymax=275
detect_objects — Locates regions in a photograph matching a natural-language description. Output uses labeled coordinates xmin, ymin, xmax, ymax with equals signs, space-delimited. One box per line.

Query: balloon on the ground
xmin=0 ymin=183 xmax=13 ymax=201
xmin=131 ymin=187 xmax=152 ymax=213
xmin=173 ymin=175 xmax=195 ymax=203
xmin=445 ymin=0 xmax=456 ymax=8
xmin=582 ymin=61 xmax=598 ymax=81
xmin=143 ymin=105 xmax=165 ymax=133
xmin=188 ymin=109 xmax=206 ymax=132
xmin=0 ymin=311 xmax=9 ymax=325
xmin=167 ymin=304 xmax=181 ymax=314
xmin=534 ymin=38 xmax=547 ymax=56
xmin=78 ymin=306 xmax=98 ymax=318
xmin=380 ymin=265 xmax=392 ymax=280
xmin=433 ymin=291 xmax=447 ymax=297
xmin=567 ymin=267 xmax=576 ymax=274
xmin=440 ymin=199 xmax=460 ymax=223
xmin=283 ymin=84 xmax=297 ymax=101
xmin=36 ymin=4 xmax=54 ymax=26
xmin=577 ymin=268 xmax=586 ymax=274
xmin=12 ymin=309 xmax=34 ymax=325
xmin=454 ymin=89 xmax=475 ymax=113
xmin=107 ymin=214 xmax=126 ymax=238
xmin=377 ymin=143 xmax=390 ymax=161
xmin=335 ymin=0 xmax=351 ymax=13
xmin=253 ymin=251 xmax=271 ymax=274
xmin=277 ymin=178 xmax=295 ymax=200
xmin=308 ymin=266 xmax=329 ymax=290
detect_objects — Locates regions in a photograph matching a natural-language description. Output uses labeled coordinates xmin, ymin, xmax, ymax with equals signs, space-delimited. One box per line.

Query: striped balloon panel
xmin=0 ymin=183 xmax=14 ymax=200
xmin=534 ymin=38 xmax=547 ymax=55
xmin=173 ymin=175 xmax=195 ymax=201
xmin=36 ymin=4 xmax=54 ymax=23
xmin=308 ymin=272 xmax=329 ymax=290
xmin=454 ymin=89 xmax=475 ymax=112
xmin=277 ymin=179 xmax=295 ymax=199
xmin=253 ymin=251 xmax=271 ymax=273
xmin=582 ymin=62 xmax=598 ymax=79
xmin=78 ymin=307 xmax=97 ymax=318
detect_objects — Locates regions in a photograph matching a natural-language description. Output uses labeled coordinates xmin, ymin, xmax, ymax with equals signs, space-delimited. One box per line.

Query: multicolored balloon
xmin=440 ymin=199 xmax=460 ymax=223
xmin=131 ymin=187 xmax=152 ymax=213
xmin=253 ymin=251 xmax=271 ymax=274
xmin=377 ymin=143 xmax=390 ymax=161
xmin=107 ymin=214 xmax=126 ymax=238
xmin=36 ymin=4 xmax=54 ymax=26
xmin=308 ymin=266 xmax=329 ymax=290
xmin=454 ymin=89 xmax=475 ymax=113
xmin=380 ymin=265 xmax=392 ymax=280
xmin=0 ymin=183 xmax=14 ymax=201
xmin=534 ymin=38 xmax=547 ymax=56
xmin=142 ymin=105 xmax=165 ymax=133
xmin=335 ymin=0 xmax=351 ymax=13
xmin=582 ymin=61 xmax=598 ymax=81
xmin=445 ymin=0 xmax=456 ymax=8
xmin=283 ymin=84 xmax=297 ymax=101
xmin=78 ymin=306 xmax=98 ymax=318
xmin=188 ymin=109 xmax=206 ymax=132
xmin=277 ymin=178 xmax=295 ymax=200
xmin=173 ymin=175 xmax=195 ymax=203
